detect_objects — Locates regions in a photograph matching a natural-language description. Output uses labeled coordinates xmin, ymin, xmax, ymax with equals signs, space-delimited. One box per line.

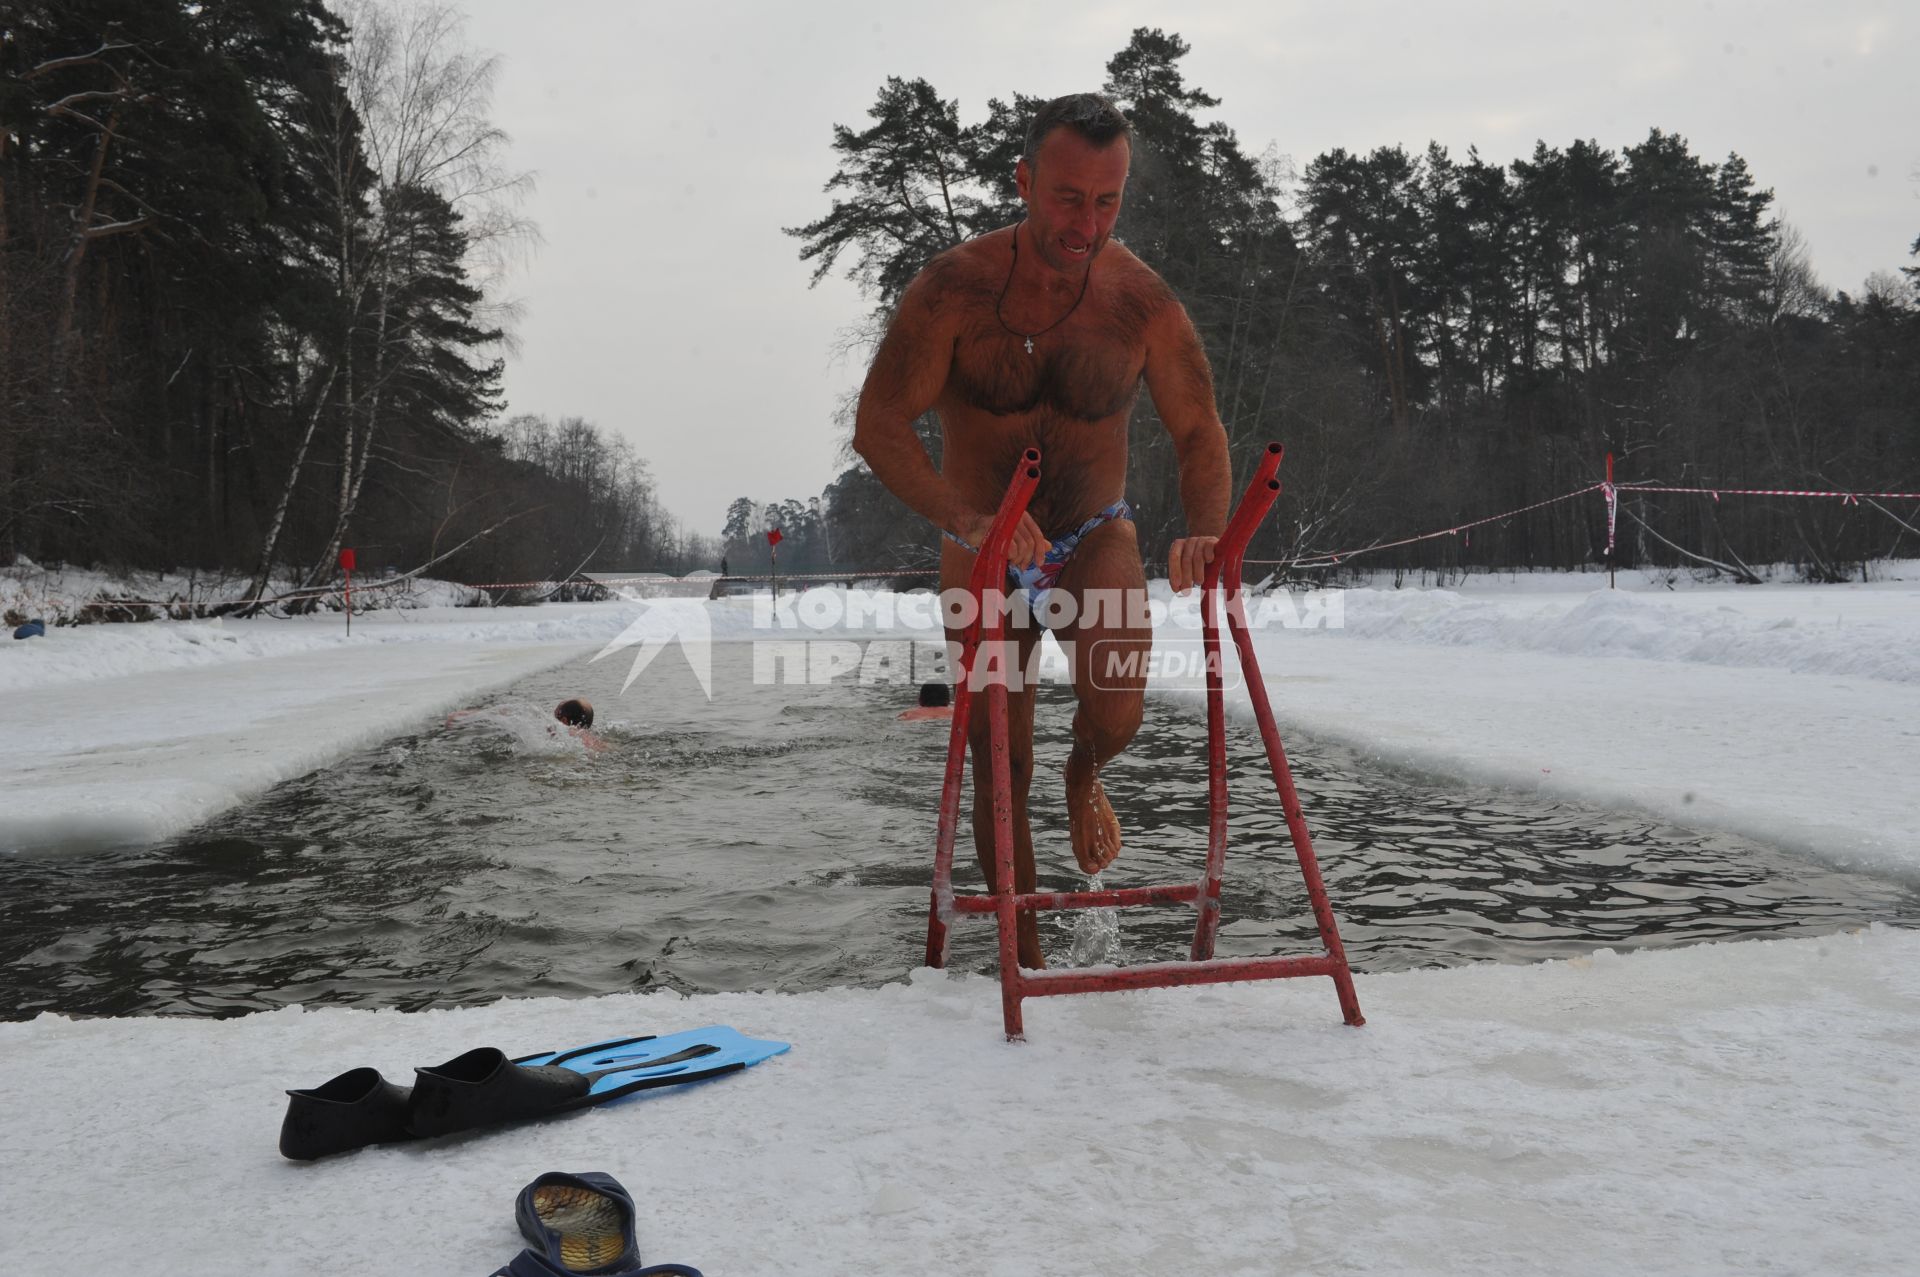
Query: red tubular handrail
xmin=949 ymin=883 xmax=1201 ymax=913
xmin=925 ymin=449 xmax=1041 ymax=972
xmin=1191 ymin=443 xmax=1285 ymax=961
xmin=1015 ymin=953 xmax=1343 ymax=997
xmin=924 ymin=442 xmax=1364 ymax=1039
xmin=1220 ymin=550 xmax=1366 ymax=1025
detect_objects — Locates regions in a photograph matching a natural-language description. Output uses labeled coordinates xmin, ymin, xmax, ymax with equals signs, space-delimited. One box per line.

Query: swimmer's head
xmin=917 ymin=681 xmax=951 ymax=709
xmin=554 ymin=698 xmax=594 ymax=728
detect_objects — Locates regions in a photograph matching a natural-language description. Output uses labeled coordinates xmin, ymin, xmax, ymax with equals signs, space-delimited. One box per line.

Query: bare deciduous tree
xmin=244 ymin=0 xmax=536 ymax=608
xmin=302 ymin=0 xmax=537 ymax=583
xmin=1766 ymin=220 xmax=1827 ymax=324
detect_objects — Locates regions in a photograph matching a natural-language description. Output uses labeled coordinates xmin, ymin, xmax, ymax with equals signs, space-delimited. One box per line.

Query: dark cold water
xmin=4 ymin=639 xmax=1916 ymax=1019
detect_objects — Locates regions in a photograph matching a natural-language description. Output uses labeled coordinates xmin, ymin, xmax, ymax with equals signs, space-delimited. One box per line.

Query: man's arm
xmin=852 ymin=258 xmax=1050 ymax=566
xmin=1142 ymin=291 xmax=1232 ymax=591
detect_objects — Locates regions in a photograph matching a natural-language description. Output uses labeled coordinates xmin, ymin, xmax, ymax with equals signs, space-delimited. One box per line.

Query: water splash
xmin=443 ymin=704 xmax=597 ymax=758
xmin=1068 ymin=873 xmax=1125 ymax=967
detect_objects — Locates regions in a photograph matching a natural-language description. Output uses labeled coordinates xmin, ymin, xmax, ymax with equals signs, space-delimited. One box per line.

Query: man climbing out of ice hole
xmin=852 ymin=92 xmax=1232 ymax=969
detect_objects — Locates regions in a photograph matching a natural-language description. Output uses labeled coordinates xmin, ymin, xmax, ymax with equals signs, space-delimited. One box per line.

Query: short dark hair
xmin=554 ymin=698 xmax=594 ymax=728
xmin=918 ymin=681 xmax=952 ymax=709
xmin=1022 ymin=93 xmax=1131 ymax=168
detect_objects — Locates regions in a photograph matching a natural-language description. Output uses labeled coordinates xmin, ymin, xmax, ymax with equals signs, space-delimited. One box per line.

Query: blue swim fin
xmin=513 ymin=1025 xmax=790 ymax=1096
xmin=408 ymin=1025 xmax=789 ymax=1138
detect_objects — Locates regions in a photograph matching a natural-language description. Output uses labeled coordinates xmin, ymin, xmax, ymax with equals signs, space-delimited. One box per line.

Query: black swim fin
xmin=279 ymin=1067 xmax=416 ymax=1161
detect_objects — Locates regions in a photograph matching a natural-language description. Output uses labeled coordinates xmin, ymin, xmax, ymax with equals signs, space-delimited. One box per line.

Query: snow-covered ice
xmin=2 ymin=927 xmax=1915 ymax=1275
xmin=1188 ymin=568 xmax=1920 ymax=884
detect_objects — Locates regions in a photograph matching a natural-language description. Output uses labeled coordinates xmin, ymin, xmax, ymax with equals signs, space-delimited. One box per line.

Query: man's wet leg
xmin=1058 ymin=520 xmax=1150 ymax=875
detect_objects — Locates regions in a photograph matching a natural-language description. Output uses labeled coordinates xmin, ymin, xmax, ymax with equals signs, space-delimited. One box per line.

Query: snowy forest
xmin=1 ymin=1 xmax=713 ymax=603
xmin=759 ymin=29 xmax=1920 ymax=582
xmin=7 ymin=11 xmax=1917 ymax=592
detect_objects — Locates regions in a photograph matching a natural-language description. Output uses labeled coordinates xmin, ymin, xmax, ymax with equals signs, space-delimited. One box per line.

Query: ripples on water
xmin=3 ymin=641 xmax=1914 ymax=1019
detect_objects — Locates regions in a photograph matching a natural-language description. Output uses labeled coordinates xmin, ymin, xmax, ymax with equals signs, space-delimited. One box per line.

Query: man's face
xmin=1014 ymin=128 xmax=1130 ymax=274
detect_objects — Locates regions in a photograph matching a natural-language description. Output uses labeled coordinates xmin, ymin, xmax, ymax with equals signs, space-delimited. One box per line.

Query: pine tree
xmin=1703 ymin=152 xmax=1775 ymax=330
xmin=1300 ymin=145 xmax=1429 ymax=425
xmin=1618 ymin=128 xmax=1715 ymax=364
xmin=784 ymin=76 xmax=984 ymax=306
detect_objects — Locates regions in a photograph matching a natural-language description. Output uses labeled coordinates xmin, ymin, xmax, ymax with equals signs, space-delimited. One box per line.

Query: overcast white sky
xmin=454 ymin=0 xmax=1916 ymax=539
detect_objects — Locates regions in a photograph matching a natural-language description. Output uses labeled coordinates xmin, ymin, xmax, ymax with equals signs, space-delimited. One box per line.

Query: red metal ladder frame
xmin=924 ymin=443 xmax=1367 ymax=1039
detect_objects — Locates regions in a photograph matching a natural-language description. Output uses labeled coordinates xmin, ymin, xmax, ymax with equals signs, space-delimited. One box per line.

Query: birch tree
xmin=297 ymin=0 xmax=532 ymax=590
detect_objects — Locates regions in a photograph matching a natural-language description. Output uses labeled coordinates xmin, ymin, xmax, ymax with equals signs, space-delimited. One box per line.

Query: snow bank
xmin=0 ymin=600 xmax=661 ymax=695
xmin=3 ymin=926 xmax=1915 ymax=1275
xmin=0 ymin=559 xmax=485 ymax=628
xmin=1316 ymin=579 xmax=1920 ymax=683
xmin=1209 ymin=631 xmax=1920 ymax=886
xmin=1126 ymin=572 xmax=1920 ymax=883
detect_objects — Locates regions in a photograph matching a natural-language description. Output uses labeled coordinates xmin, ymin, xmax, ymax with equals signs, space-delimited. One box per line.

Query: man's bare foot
xmin=1066 ymin=757 xmax=1122 ymax=874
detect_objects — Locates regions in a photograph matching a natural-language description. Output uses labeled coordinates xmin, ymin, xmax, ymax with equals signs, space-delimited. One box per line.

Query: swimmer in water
xmin=899 ymin=682 xmax=953 ymax=722
xmin=441 ymin=699 xmax=605 ymax=752
xmin=554 ymin=698 xmax=608 ymax=751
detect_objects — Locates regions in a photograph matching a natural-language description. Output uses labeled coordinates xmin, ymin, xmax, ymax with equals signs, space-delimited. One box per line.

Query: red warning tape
xmin=1247 ymin=477 xmax=1919 ymax=571
xmin=1616 ymin=483 xmax=1920 ymax=502
xmin=1246 ymin=484 xmax=1606 ymax=569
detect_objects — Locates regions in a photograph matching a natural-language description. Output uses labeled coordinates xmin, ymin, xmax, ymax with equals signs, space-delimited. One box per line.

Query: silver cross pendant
xmin=1024 ymin=337 xmax=1034 ymax=355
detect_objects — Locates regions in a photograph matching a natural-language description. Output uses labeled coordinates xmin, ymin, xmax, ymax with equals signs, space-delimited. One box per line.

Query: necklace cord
xmin=994 ymin=221 xmax=1092 ymax=352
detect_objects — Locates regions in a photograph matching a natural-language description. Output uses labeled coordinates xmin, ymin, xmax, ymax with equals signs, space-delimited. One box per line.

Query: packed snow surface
xmin=2 ymin=927 xmax=1915 ymax=1275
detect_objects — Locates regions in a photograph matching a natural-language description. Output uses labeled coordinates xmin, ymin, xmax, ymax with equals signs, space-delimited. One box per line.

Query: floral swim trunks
xmin=947 ymin=499 xmax=1134 ymax=614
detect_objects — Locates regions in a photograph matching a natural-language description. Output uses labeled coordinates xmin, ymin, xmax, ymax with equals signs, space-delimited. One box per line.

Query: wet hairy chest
xmin=946 ymin=320 xmax=1144 ymax=423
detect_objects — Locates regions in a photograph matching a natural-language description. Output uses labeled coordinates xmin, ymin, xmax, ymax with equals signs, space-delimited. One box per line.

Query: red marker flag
xmin=339 ymin=547 xmax=356 ymax=635
xmin=766 ymin=528 xmax=783 ymax=547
